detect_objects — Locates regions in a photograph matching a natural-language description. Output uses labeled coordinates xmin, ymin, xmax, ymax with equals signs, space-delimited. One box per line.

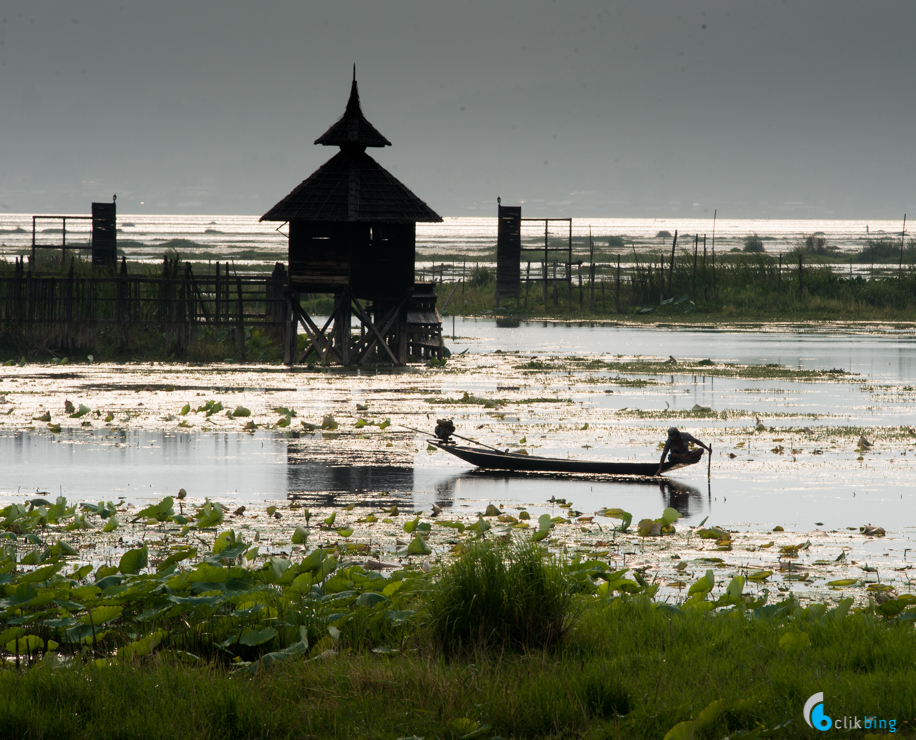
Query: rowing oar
xmin=398 ymin=424 xmax=506 ymax=454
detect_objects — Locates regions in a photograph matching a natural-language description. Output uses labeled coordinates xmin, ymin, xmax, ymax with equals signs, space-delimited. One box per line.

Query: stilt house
xmin=261 ymin=73 xmax=442 ymax=365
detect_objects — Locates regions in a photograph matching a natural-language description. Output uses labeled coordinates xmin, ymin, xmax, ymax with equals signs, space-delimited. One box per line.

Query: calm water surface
xmin=3 ymin=322 xmax=915 ymax=532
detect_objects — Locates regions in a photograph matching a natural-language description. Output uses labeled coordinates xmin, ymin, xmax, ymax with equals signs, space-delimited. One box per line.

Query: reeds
xmin=423 ymin=538 xmax=572 ymax=657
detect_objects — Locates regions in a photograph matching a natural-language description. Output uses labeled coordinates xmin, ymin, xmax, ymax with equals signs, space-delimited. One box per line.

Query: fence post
xmin=236 ymin=278 xmax=246 ymax=361
xmin=578 ymin=263 xmax=583 ymax=308
xmin=711 ymin=245 xmax=717 ymax=301
xmin=668 ymin=231 xmax=678 ymax=296
xmin=215 ymin=262 xmax=222 ymax=329
xmin=616 ymin=256 xmax=621 ymax=313
xmin=798 ymin=254 xmax=803 ymax=300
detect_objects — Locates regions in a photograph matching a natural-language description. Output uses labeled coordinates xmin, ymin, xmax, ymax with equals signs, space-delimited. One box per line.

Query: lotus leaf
xmin=688 ymin=570 xmax=715 ymax=597
xmin=120 ymin=629 xmax=166 ymax=661
xmin=599 ymin=507 xmax=632 ymax=532
xmin=661 ymin=507 xmax=681 ymax=526
xmin=118 ymin=545 xmax=148 ymax=575
xmin=196 ymin=499 xmax=224 ymax=528
xmin=5 ymin=634 xmax=43 ymax=653
xmin=133 ymin=497 xmax=175 ymax=523
xmin=82 ymin=606 xmax=123 ymax=625
xmin=827 ymin=578 xmax=859 ymax=587
xmin=156 ymin=548 xmax=197 ymax=572
xmin=239 ymin=627 xmax=278 ymax=647
xmin=407 ymin=534 xmax=432 ymax=556
xmin=18 ymin=562 xmax=63 ymax=584
xmin=213 ymin=530 xmax=236 ymax=554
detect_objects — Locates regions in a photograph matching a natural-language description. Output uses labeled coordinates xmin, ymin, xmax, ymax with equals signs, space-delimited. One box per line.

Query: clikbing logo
xmin=804 ymin=692 xmax=832 ymax=731
xmin=803 ymin=692 xmax=898 ymax=733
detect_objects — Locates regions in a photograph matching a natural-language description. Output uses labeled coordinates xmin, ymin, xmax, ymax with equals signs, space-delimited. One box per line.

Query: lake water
xmin=0 ymin=214 xmax=906 ymax=265
xmin=2 ymin=321 xmax=915 ymax=539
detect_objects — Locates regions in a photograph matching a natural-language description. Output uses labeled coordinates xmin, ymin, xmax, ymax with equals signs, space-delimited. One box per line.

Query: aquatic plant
xmin=423 ymin=538 xmax=571 ymax=656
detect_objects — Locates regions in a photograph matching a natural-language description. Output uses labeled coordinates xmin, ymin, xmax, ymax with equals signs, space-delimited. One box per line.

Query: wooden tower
xmin=261 ymin=71 xmax=442 ymax=366
xmin=496 ymin=201 xmax=521 ymax=304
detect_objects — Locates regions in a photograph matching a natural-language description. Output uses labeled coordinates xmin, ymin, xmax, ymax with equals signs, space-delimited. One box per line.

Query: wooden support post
xmin=693 ymin=235 xmax=698 ymax=300
xmin=215 ymin=262 xmax=221 ymax=329
xmin=578 ymin=263 xmax=583 ymax=308
xmin=668 ymin=230 xmax=678 ymax=296
xmin=397 ymin=313 xmax=408 ymax=364
xmin=524 ymin=262 xmax=530 ymax=312
xmin=542 ymin=261 xmax=548 ymax=308
xmin=798 ymin=254 xmax=803 ymax=300
xmin=236 ymin=278 xmax=245 ymax=361
xmin=65 ymin=259 xmax=74 ymax=349
xmin=177 ymin=263 xmax=187 ymax=353
xmin=552 ymin=262 xmax=558 ymax=308
xmin=284 ymin=291 xmax=298 ymax=365
xmin=712 ymin=244 xmax=717 ymax=301
xmin=118 ymin=257 xmax=128 ymax=353
xmin=337 ymin=291 xmax=352 ymax=366
xmin=616 ymin=256 xmax=621 ymax=314
xmin=778 ymin=254 xmax=782 ymax=294
xmin=185 ymin=262 xmax=195 ymax=352
xmin=350 ymin=296 xmax=403 ymax=366
xmin=703 ymin=236 xmax=708 ymax=301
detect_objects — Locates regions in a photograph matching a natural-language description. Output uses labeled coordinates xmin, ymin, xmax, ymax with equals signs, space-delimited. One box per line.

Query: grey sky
xmin=1 ymin=1 xmax=914 ymax=218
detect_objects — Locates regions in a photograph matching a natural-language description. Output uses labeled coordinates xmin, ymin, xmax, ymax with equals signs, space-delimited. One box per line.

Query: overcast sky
xmin=1 ymin=1 xmax=914 ymax=219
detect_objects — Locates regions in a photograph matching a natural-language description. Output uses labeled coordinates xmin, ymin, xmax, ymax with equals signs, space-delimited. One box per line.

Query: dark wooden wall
xmin=91 ymin=203 xmax=117 ymax=269
xmin=352 ymin=223 xmax=415 ymax=299
xmin=289 ymin=220 xmax=416 ymax=300
xmin=496 ymin=205 xmax=521 ymax=301
xmin=289 ymin=221 xmax=361 ymax=292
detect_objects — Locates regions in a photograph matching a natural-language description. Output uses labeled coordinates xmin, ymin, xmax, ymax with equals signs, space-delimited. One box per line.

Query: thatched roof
xmin=314 ymin=78 xmax=391 ymax=149
xmin=260 ymin=148 xmax=441 ymax=223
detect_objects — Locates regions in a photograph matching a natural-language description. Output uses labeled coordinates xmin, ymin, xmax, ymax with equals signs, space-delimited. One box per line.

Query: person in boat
xmin=655 ymin=426 xmax=710 ymax=475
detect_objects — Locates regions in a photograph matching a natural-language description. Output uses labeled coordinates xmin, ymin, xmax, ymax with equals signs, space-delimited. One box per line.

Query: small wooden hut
xmin=261 ymin=71 xmax=442 ymax=365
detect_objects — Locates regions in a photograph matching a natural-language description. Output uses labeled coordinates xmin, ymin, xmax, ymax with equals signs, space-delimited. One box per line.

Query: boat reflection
xmin=430 ymin=470 xmax=706 ymax=518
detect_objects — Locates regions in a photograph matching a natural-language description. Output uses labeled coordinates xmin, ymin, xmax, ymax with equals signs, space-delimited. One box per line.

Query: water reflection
xmin=3 ymin=414 xmax=912 ymax=531
xmin=0 ymin=429 xmax=287 ymax=504
xmin=426 ymin=470 xmax=707 ymax=519
xmin=286 ymin=463 xmax=415 ymax=508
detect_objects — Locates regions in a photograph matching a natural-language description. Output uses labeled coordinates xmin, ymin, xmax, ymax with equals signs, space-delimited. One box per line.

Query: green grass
xmin=1 ymin=598 xmax=914 ymax=739
xmin=424 ymin=538 xmax=572 ymax=657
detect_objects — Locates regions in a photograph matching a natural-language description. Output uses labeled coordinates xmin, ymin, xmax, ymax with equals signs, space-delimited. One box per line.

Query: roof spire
xmin=314 ymin=71 xmax=391 ymax=148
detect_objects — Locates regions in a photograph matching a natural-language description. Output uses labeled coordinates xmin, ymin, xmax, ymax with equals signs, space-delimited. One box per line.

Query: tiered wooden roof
xmin=261 ymin=74 xmax=441 ymax=224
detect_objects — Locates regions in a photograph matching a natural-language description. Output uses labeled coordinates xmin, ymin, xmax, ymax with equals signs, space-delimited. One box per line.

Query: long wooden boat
xmin=428 ymin=440 xmax=702 ymax=476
